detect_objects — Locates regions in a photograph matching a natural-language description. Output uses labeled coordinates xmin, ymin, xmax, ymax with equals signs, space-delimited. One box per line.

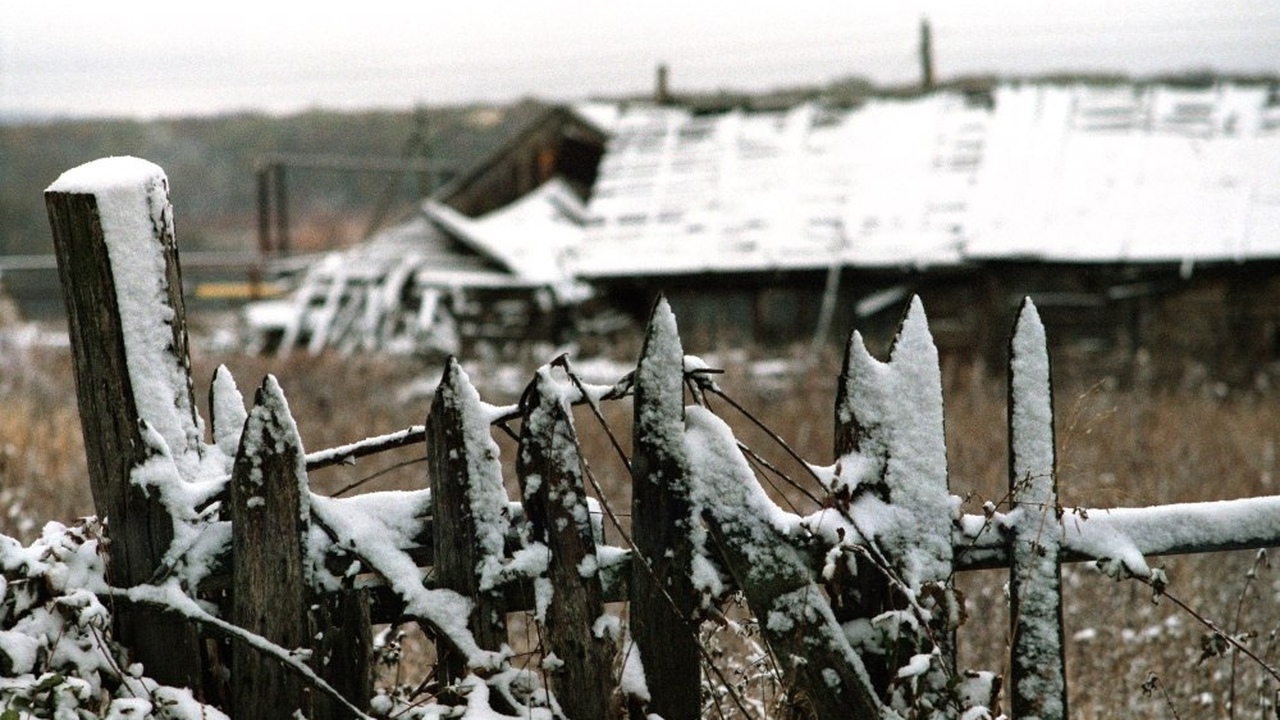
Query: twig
xmin=1230 ymin=549 xmax=1269 ymax=720
xmin=1137 ymin=573 xmax=1280 ymax=685
xmin=102 ymin=584 xmax=372 ymax=719
xmin=306 ymin=425 xmax=426 ymax=472
xmin=330 ymin=455 xmax=428 ymax=498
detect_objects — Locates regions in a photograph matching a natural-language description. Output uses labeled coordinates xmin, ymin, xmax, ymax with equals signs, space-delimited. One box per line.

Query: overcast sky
xmin=4 ymin=1 xmax=1280 ymax=120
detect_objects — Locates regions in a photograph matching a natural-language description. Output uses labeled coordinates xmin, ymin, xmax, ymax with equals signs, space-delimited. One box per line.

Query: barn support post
xmin=628 ymin=297 xmax=701 ymax=720
xmin=44 ymin=159 xmax=205 ymax=692
xmin=1007 ymin=299 xmax=1068 ymax=720
xmin=517 ymin=369 xmax=618 ymax=719
xmin=428 ymin=357 xmax=510 ymax=685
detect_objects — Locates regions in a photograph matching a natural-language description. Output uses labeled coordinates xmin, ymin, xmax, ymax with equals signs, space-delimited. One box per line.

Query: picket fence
xmin=43 ymin=158 xmax=1280 ymax=719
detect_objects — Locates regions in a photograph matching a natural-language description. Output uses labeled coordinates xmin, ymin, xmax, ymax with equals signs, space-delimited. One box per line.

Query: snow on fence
xmin=29 ymin=157 xmax=1280 ymax=719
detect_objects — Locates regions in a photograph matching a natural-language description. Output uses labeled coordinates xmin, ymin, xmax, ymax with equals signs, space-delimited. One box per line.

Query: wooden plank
xmin=229 ymin=376 xmax=312 ymax=718
xmin=428 ymin=357 xmax=510 ymax=683
xmin=518 ymin=369 xmax=618 ymax=719
xmin=44 ymin=160 xmax=204 ymax=692
xmin=832 ymin=296 xmax=957 ymax=710
xmin=628 ymin=296 xmax=700 ymax=720
xmin=1007 ymin=298 xmax=1068 ymax=720
xmin=684 ymin=406 xmax=881 ymax=720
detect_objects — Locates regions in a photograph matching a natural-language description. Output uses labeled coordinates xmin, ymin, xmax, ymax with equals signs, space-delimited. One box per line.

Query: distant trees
xmin=0 ymin=107 xmax=477 ymax=255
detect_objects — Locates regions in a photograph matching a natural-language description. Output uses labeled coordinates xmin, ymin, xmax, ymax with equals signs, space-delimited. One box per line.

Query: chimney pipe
xmin=919 ymin=18 xmax=935 ymax=92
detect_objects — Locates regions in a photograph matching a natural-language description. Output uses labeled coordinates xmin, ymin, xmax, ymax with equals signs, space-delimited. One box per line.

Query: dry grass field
xmin=2 ymin=329 xmax=1278 ymax=718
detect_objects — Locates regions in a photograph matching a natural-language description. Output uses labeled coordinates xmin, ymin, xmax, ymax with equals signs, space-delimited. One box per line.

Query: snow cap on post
xmin=835 ymin=295 xmax=951 ymax=586
xmin=47 ymin=157 xmax=204 ymax=475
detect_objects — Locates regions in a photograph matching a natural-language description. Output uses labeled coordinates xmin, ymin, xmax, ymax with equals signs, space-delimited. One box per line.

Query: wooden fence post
xmin=628 ymin=297 xmax=700 ymax=720
xmin=832 ymin=296 xmax=957 ymax=714
xmin=229 ymin=376 xmax=313 ymax=718
xmin=683 ymin=406 xmax=880 ymax=719
xmin=1007 ymin=298 xmax=1068 ymax=720
xmin=429 ymin=357 xmax=510 ymax=685
xmin=44 ymin=158 xmax=204 ymax=691
xmin=518 ymin=368 xmax=618 ymax=719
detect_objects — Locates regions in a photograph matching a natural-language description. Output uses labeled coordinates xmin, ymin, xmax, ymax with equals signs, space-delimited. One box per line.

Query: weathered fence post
xmin=1007 ymin=298 xmax=1068 ymax=720
xmin=44 ymin=157 xmax=204 ymax=691
xmin=229 ymin=376 xmax=312 ymax=718
xmin=831 ymin=297 xmax=957 ymax=715
xmin=628 ymin=297 xmax=700 ymax=720
xmin=684 ymin=406 xmax=880 ymax=719
xmin=429 ymin=357 xmax=510 ymax=685
xmin=518 ymin=368 xmax=618 ymax=719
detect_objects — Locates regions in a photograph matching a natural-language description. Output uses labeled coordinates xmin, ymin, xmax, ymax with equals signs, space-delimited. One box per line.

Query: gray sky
xmin=4 ymin=0 xmax=1280 ymax=120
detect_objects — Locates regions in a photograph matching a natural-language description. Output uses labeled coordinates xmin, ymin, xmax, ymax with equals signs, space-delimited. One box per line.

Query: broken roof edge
xmin=420 ymin=176 xmax=588 ymax=283
xmin=430 ymin=102 xmax=610 ymax=210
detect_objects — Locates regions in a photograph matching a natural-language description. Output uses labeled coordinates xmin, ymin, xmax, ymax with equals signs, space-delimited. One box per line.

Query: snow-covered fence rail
xmin=32 ymin=157 xmax=1280 ymax=719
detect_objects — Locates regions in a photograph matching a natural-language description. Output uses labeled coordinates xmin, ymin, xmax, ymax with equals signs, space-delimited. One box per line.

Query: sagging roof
xmin=572 ymin=83 xmax=1280 ymax=277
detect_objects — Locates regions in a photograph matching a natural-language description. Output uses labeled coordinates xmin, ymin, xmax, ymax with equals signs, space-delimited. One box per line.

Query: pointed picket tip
xmin=242 ymin=374 xmax=307 ymax=476
xmin=210 ymin=364 xmax=247 ymax=460
xmin=636 ymin=294 xmax=685 ymax=438
xmin=887 ymin=295 xmax=938 ymax=367
xmin=640 ymin=294 xmax=683 ymax=366
xmin=1008 ymin=295 xmax=1056 ymax=503
xmin=437 ymin=355 xmax=468 ymax=401
xmin=1011 ymin=297 xmax=1048 ymax=363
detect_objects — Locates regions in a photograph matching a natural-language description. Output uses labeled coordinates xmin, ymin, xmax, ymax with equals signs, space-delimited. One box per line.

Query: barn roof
xmin=571 ymin=83 xmax=1280 ymax=277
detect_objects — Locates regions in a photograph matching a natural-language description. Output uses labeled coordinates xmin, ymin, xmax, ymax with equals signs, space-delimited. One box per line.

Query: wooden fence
xmin=43 ymin=157 xmax=1280 ymax=719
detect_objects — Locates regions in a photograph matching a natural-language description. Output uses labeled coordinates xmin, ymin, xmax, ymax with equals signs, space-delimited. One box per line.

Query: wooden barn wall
xmin=591 ymin=261 xmax=1280 ymax=378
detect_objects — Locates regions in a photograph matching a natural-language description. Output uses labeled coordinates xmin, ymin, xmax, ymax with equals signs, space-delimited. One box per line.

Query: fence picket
xmin=229 ymin=376 xmax=312 ymax=718
xmin=832 ymin=297 xmax=958 ymax=713
xmin=684 ymin=406 xmax=880 ymax=719
xmin=428 ymin=357 xmax=511 ymax=684
xmin=517 ymin=368 xmax=618 ymax=718
xmin=628 ymin=297 xmax=700 ymax=720
xmin=210 ymin=364 xmax=248 ymax=459
xmin=45 ymin=161 xmax=205 ymax=692
xmin=1007 ymin=298 xmax=1068 ymax=720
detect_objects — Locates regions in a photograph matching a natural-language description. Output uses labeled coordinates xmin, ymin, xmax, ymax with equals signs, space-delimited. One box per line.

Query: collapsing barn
xmin=245 ymin=178 xmax=592 ymax=355
xmin=246 ymin=100 xmax=610 ymax=356
xmin=249 ymin=82 xmax=1280 ymax=373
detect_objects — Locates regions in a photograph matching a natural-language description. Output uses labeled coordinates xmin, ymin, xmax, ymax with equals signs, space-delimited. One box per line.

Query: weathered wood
xmin=832 ymin=297 xmax=957 ymax=715
xmin=429 ymin=357 xmax=510 ymax=683
xmin=1007 ymin=298 xmax=1067 ymax=720
xmin=229 ymin=376 xmax=312 ymax=719
xmin=44 ymin=160 xmax=204 ymax=691
xmin=684 ymin=406 xmax=881 ymax=720
xmin=311 ymin=587 xmax=374 ymax=719
xmin=518 ymin=369 xmax=618 ymax=720
xmin=628 ymin=297 xmax=700 ymax=720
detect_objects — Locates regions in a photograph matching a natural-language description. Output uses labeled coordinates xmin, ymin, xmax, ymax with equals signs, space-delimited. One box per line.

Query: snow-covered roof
xmin=571 ymin=83 xmax=1280 ymax=277
xmin=423 ymin=177 xmax=589 ymax=283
